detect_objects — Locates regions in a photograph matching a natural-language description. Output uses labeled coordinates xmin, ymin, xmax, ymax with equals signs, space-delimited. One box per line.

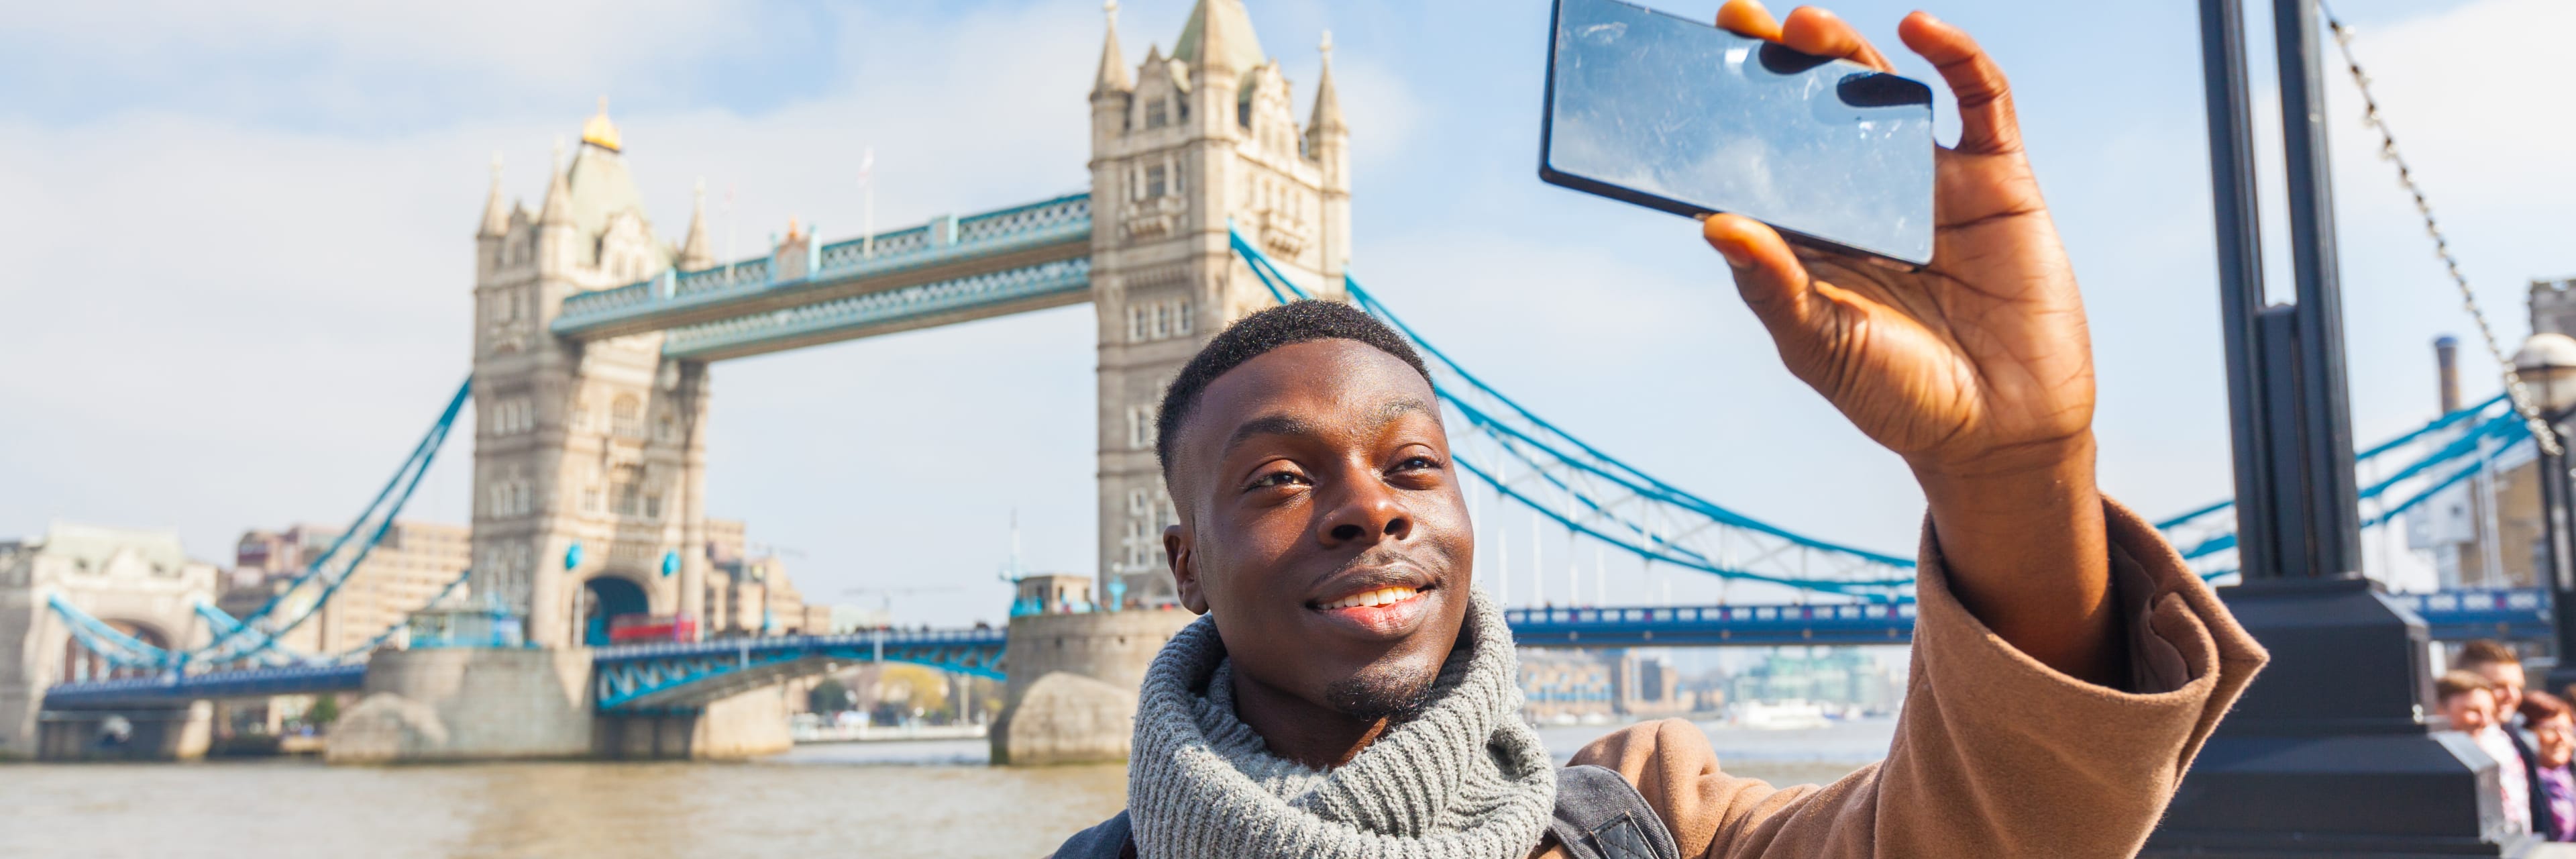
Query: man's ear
xmin=1167 ymin=523 xmax=1209 ymax=615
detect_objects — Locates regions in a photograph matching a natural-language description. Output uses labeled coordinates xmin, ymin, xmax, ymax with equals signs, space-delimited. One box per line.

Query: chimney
xmin=2435 ymin=335 xmax=2461 ymax=414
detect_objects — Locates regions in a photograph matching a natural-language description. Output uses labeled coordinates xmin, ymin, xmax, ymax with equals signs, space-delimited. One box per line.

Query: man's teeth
xmin=1322 ymin=586 xmax=1419 ymax=610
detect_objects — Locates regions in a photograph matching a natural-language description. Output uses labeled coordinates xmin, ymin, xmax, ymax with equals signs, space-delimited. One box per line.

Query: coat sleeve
xmin=1565 ymin=499 xmax=2269 ymax=858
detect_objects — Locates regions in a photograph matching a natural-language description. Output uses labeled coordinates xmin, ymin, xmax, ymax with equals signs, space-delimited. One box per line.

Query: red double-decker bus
xmin=607 ymin=613 xmax=696 ymax=644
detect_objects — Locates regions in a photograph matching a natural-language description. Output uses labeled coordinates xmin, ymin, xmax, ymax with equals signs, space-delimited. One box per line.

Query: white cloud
xmin=0 ymin=0 xmax=1113 ymax=627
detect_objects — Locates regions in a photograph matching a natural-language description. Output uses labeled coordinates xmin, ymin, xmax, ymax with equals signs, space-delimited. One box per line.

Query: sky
xmin=1 ymin=0 xmax=2567 ymax=628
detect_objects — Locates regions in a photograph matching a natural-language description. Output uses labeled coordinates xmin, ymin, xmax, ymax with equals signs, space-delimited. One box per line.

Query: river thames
xmin=0 ymin=718 xmax=1893 ymax=858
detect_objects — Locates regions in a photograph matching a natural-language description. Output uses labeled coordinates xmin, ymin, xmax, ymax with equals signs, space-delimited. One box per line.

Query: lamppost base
xmin=2142 ymin=731 xmax=2535 ymax=857
xmin=2143 ymin=578 xmax=2523 ymax=857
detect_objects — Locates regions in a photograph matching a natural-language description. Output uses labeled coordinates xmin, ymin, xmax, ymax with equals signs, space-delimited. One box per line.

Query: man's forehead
xmin=1197 ymin=340 xmax=1432 ymax=421
xmin=1179 ymin=340 xmax=1440 ymax=464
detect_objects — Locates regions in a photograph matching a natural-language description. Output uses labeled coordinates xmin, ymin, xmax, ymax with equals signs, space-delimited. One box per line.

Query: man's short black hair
xmin=1154 ymin=300 xmax=1434 ymax=476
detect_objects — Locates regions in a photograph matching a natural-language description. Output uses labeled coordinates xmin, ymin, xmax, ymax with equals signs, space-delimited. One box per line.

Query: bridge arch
xmin=60 ymin=620 xmax=171 ymax=683
xmin=590 ymin=628 xmax=1006 ymax=711
xmin=576 ymin=574 xmax=653 ymax=646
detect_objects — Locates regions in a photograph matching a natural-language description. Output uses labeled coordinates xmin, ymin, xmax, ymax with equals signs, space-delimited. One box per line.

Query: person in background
xmin=2519 ymin=691 xmax=2576 ymax=842
xmin=2438 ymin=668 xmax=2528 ymax=834
xmin=2458 ymin=640 xmax=2536 ymax=835
xmin=2439 ymin=669 xmax=2499 ymax=734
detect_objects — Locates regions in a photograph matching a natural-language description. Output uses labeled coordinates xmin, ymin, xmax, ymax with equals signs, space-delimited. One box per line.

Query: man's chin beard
xmin=1324 ymin=661 xmax=1440 ymax=722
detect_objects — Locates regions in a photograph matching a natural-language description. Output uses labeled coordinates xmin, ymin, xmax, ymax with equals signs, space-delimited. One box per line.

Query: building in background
xmin=1615 ymin=648 xmax=1691 ymax=718
xmin=1722 ymin=647 xmax=1900 ymax=715
xmin=223 ymin=521 xmax=470 ymax=655
xmin=2402 ymin=279 xmax=2576 ymax=592
xmin=1012 ymin=573 xmax=1094 ymax=615
xmin=1519 ymin=648 xmax=1703 ymax=723
xmin=700 ymin=518 xmax=837 ymax=636
xmin=1520 ymin=650 xmax=1614 ymax=723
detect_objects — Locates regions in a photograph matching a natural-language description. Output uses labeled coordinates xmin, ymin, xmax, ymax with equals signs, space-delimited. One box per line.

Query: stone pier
xmin=35 ymin=702 xmax=211 ymax=761
xmin=592 ymin=686 xmax=793 ymax=760
xmin=991 ymin=608 xmax=1196 ymax=766
xmin=328 ymin=646 xmax=594 ymax=763
xmin=329 ymin=646 xmax=795 ymax=762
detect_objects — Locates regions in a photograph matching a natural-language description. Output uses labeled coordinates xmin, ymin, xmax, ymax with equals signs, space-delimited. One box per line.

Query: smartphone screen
xmin=1540 ymin=0 xmax=1936 ymax=266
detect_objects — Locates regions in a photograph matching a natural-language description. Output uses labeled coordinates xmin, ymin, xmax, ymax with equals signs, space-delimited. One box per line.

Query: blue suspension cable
xmin=57 ymin=377 xmax=474 ymax=670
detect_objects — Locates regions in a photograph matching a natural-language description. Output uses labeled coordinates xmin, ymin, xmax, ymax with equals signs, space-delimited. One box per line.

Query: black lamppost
xmin=2141 ymin=0 xmax=2526 ymax=854
xmin=2516 ymin=337 xmax=2576 ymax=693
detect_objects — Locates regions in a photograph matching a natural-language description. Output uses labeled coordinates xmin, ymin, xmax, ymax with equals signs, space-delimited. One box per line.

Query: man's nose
xmin=1320 ymin=474 xmax=1412 ymax=547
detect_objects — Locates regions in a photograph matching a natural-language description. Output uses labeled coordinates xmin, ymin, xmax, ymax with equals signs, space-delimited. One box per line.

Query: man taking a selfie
xmin=1053 ymin=1 xmax=2268 ymax=856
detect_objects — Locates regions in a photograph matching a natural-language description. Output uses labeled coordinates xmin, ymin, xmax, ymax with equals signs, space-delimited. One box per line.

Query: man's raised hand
xmin=1705 ymin=1 xmax=2118 ymax=685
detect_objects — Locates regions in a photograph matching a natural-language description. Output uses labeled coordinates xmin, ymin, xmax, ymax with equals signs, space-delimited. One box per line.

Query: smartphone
xmin=1540 ymin=0 xmax=1937 ymax=266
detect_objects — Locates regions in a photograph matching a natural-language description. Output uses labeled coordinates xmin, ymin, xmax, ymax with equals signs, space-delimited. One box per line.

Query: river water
xmin=0 ymin=718 xmax=1894 ymax=859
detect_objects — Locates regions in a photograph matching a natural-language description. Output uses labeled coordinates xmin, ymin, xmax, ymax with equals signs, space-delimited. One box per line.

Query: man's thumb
xmin=1702 ymin=213 xmax=1818 ymax=337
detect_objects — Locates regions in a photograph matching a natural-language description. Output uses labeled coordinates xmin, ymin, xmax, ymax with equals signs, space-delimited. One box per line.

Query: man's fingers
xmin=1898 ymin=11 xmax=2022 ymax=156
xmin=1703 ymin=214 xmax=1821 ymax=339
xmin=1780 ymin=7 xmax=1894 ymax=72
xmin=1715 ymin=0 xmax=1782 ymax=40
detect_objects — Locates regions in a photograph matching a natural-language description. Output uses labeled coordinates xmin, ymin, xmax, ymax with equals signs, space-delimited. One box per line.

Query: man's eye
xmin=1250 ymin=472 xmax=1305 ymax=489
xmin=1397 ymin=456 xmax=1441 ymax=471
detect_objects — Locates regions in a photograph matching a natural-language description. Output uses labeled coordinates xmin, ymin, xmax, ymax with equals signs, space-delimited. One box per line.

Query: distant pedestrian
xmin=2440 ymin=670 xmax=2500 ymax=733
xmin=2520 ymin=691 xmax=2576 ymax=842
xmin=2459 ymin=640 xmax=2536 ymax=835
xmin=2439 ymin=669 xmax=2529 ymax=834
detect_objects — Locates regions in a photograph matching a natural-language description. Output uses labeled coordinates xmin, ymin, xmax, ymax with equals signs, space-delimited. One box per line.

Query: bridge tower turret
xmin=470 ymin=102 xmax=712 ymax=649
xmin=1087 ymin=0 xmax=1352 ymax=607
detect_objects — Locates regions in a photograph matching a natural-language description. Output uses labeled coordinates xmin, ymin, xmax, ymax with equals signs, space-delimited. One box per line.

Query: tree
xmin=874 ymin=664 xmax=953 ymax=723
xmin=307 ymin=694 xmax=339 ymax=727
xmin=808 ymin=677 xmax=853 ymax=715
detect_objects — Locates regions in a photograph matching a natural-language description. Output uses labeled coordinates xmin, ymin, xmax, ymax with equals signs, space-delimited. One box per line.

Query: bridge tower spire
xmin=1087 ymin=0 xmax=1348 ymax=606
xmin=1093 ymin=1 xmax=1132 ymax=97
xmin=478 ymin=154 xmax=512 ymax=238
xmin=678 ymin=179 xmax=714 ymax=271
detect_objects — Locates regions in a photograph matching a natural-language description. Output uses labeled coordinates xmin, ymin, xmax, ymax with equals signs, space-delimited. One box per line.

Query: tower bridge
xmin=16 ymin=0 xmax=2556 ymax=764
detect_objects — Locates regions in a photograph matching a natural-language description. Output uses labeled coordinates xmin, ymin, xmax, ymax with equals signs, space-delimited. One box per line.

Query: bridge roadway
xmin=40 ymin=588 xmax=2551 ymax=713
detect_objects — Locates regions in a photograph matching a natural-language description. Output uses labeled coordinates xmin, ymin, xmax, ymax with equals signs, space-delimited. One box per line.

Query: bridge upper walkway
xmin=550 ymin=194 xmax=1091 ymax=360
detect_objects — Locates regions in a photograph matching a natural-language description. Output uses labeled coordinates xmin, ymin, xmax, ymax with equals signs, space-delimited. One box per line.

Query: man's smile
xmin=1305 ymin=568 xmax=1442 ymax=638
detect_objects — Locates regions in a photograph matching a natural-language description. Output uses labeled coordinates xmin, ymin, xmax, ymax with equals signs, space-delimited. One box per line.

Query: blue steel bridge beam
xmin=591 ymin=630 xmax=1008 ymax=711
xmin=550 ymin=194 xmax=1092 ymax=344
xmin=659 ymin=257 xmax=1092 ymax=362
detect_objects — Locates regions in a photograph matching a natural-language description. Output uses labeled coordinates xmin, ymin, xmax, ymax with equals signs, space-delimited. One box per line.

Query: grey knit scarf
xmin=1126 ymin=590 xmax=1557 ymax=859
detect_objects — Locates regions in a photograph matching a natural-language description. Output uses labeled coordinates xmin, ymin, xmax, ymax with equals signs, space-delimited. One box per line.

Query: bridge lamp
xmin=2513 ymin=334 xmax=2576 ymax=690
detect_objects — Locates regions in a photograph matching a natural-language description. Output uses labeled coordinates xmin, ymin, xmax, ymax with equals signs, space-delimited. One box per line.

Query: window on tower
xmin=1146 ymin=98 xmax=1169 ymax=129
xmin=1146 ymin=165 xmax=1167 ymax=199
xmin=611 ymin=395 xmax=643 ymax=438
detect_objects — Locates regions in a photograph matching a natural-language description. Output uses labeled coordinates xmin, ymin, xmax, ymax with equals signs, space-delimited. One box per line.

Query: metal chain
xmin=2320 ymin=1 xmax=2561 ymax=456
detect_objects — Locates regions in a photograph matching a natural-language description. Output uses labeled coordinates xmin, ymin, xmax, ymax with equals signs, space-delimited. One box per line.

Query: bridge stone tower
xmin=1086 ymin=0 xmax=1352 ymax=607
xmin=470 ymin=104 xmax=716 ymax=648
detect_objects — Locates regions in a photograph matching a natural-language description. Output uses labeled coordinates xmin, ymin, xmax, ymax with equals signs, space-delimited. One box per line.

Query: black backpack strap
xmin=1550 ymin=764 xmax=1681 ymax=859
xmin=1049 ymin=810 xmax=1134 ymax=859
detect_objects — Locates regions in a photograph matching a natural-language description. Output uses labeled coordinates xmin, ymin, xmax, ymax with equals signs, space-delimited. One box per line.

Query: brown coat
xmin=1536 ymin=500 xmax=2269 ymax=858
